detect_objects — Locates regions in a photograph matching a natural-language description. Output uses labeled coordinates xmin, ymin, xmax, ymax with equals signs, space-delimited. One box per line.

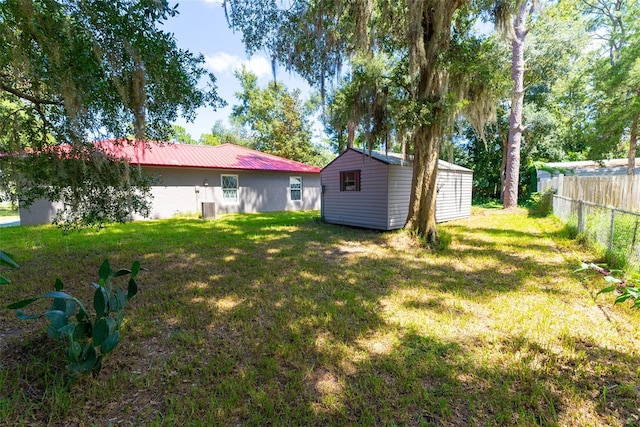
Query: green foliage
xmin=325 ymin=53 xmax=403 ymax=153
xmin=0 ymin=249 xmax=19 ymax=284
xmin=455 ymin=1 xmax=594 ymax=204
xmin=577 ymin=0 xmax=640 ymax=160
xmin=198 ymin=120 xmax=253 ymax=147
xmin=0 ymin=0 xmax=224 ymax=227
xmin=225 ymin=0 xmax=510 ymax=240
xmin=17 ymin=146 xmax=156 ymax=229
xmin=526 ymin=190 xmax=554 ymax=217
xmin=6 ymin=259 xmax=143 ymax=374
xmin=231 ymin=67 xmax=327 ymax=166
xmin=170 ymin=125 xmax=197 ymax=145
xmin=436 ymin=229 xmax=453 ymax=251
xmin=563 ymin=218 xmax=580 ymax=240
xmin=576 ymin=262 xmax=640 ymax=310
xmin=579 ymin=211 xmax=640 ymax=271
xmin=454 ymin=111 xmax=506 ymax=201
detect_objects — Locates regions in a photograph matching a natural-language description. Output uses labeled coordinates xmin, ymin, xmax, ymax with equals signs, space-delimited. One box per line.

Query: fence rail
xmin=542 ymin=175 xmax=640 ymax=212
xmin=552 ymin=194 xmax=640 ymax=271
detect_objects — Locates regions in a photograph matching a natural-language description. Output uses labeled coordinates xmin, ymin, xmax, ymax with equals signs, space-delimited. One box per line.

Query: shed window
xmin=340 ymin=170 xmax=361 ymax=191
xmin=290 ymin=176 xmax=302 ymax=201
xmin=221 ymin=174 xmax=238 ymax=203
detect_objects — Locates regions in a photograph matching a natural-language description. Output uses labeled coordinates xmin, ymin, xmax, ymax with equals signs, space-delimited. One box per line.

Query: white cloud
xmin=203 ymin=0 xmax=223 ymax=4
xmin=205 ymin=52 xmax=272 ymax=78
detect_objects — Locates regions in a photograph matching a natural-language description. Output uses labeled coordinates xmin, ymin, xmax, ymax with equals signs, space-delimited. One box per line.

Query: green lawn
xmin=1 ymin=210 xmax=639 ymax=426
xmin=0 ymin=202 xmax=18 ymax=219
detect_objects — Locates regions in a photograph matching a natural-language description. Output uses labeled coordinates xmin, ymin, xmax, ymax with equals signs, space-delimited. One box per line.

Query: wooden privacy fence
xmin=552 ymin=194 xmax=640 ymax=271
xmin=542 ymin=175 xmax=640 ymax=213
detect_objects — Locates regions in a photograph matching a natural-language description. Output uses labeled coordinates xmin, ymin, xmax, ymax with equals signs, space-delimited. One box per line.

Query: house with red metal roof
xmin=19 ymin=141 xmax=321 ymax=225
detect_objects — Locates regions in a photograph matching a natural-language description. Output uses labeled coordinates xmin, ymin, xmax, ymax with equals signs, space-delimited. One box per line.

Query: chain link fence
xmin=552 ymin=194 xmax=640 ymax=271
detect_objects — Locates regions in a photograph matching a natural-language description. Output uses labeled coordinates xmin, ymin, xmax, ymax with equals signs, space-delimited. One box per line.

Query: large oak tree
xmin=223 ymin=0 xmax=502 ymax=245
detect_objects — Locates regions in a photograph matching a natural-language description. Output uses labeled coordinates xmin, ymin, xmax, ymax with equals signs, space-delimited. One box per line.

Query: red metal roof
xmin=96 ymin=140 xmax=321 ymax=173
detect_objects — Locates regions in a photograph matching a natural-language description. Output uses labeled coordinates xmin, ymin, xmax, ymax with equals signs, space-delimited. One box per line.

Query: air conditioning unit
xmin=201 ymin=202 xmax=216 ymax=220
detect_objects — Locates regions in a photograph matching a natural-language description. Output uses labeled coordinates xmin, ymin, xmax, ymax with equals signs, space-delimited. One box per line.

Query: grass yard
xmin=0 ymin=202 xmax=18 ymax=219
xmin=1 ymin=209 xmax=639 ymax=426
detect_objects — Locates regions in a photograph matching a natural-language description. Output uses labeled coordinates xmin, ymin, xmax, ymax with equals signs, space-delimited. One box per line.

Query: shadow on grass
xmin=1 ymin=211 xmax=639 ymax=425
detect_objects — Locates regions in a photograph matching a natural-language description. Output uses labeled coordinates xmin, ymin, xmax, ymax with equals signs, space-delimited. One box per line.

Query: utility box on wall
xmin=201 ymin=202 xmax=216 ymax=220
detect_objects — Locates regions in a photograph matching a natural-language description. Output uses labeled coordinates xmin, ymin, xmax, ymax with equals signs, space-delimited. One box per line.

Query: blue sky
xmin=163 ymin=0 xmax=315 ymax=141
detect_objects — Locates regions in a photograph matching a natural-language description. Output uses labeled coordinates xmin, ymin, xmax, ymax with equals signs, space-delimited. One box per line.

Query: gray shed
xmin=320 ymin=148 xmax=472 ymax=230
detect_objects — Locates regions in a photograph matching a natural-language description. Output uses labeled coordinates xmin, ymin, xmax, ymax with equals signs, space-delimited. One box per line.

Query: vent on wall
xmin=201 ymin=202 xmax=216 ymax=220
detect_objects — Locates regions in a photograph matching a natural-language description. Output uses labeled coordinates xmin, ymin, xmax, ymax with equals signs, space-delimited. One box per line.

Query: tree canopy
xmin=455 ymin=0 xmax=596 ymax=201
xmin=580 ymin=0 xmax=640 ymax=172
xmin=0 ymin=0 xmax=223 ymax=227
xmin=224 ymin=0 xmax=508 ymax=244
xmin=4 ymin=0 xmax=639 ymax=228
xmin=231 ymin=67 xmax=329 ymax=166
xmin=198 ymin=120 xmax=253 ymax=147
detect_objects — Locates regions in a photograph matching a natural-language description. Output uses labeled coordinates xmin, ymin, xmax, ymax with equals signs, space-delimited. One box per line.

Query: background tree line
xmin=320 ymin=0 xmax=639 ymax=204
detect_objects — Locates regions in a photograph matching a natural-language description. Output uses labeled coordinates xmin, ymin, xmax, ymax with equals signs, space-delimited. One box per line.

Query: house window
xmin=221 ymin=174 xmax=238 ymax=203
xmin=290 ymin=176 xmax=302 ymax=201
xmin=340 ymin=170 xmax=361 ymax=191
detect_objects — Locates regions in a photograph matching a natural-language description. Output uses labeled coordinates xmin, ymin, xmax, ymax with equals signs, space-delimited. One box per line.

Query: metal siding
xmin=435 ymin=171 xmax=473 ymax=222
xmin=321 ymin=150 xmax=390 ymax=230
xmin=387 ymin=165 xmax=413 ymax=229
xmin=321 ymin=151 xmax=473 ymax=230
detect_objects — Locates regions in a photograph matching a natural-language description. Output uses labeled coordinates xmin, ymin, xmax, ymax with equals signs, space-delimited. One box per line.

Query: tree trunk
xmin=404 ymin=0 xmax=463 ymax=246
xmin=500 ymin=133 xmax=508 ymax=203
xmin=347 ymin=120 xmax=355 ymax=149
xmin=628 ymin=103 xmax=638 ymax=175
xmin=406 ymin=123 xmax=442 ymax=245
xmin=503 ymin=1 xmax=529 ymax=209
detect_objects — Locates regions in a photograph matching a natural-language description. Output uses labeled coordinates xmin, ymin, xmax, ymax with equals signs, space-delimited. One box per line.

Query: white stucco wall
xmin=19 ymin=199 xmax=63 ymax=226
xmin=141 ymin=167 xmax=321 ymax=219
xmin=19 ymin=166 xmax=321 ymax=225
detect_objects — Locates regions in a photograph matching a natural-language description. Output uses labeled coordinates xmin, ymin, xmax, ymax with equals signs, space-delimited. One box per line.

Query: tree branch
xmin=0 ymin=81 xmax=64 ymax=107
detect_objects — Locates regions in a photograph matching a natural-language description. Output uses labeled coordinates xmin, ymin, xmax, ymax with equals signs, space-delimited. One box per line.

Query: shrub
xmin=6 ymin=259 xmax=143 ymax=375
xmin=527 ymin=190 xmax=553 ymax=217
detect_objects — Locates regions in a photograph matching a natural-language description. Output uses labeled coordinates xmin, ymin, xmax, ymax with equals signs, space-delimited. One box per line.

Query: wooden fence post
xmin=577 ymin=200 xmax=585 ymax=234
xmin=609 ymin=210 xmax=616 ymax=253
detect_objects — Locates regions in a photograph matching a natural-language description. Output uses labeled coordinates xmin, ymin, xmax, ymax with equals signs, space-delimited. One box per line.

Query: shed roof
xmin=335 ymin=147 xmax=472 ymax=172
xmin=97 ymin=140 xmax=321 ymax=173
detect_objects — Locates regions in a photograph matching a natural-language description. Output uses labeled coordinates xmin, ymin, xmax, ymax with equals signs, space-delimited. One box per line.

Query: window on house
xmin=340 ymin=170 xmax=361 ymax=191
xmin=221 ymin=175 xmax=238 ymax=203
xmin=290 ymin=176 xmax=302 ymax=201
